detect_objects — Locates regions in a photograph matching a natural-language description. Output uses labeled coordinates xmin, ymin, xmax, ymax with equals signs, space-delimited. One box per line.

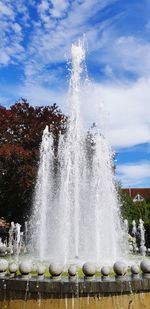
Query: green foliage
xmin=120 ymin=191 xmax=150 ymax=225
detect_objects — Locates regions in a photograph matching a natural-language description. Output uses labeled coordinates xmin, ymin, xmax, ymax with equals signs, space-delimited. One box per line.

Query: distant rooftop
xmin=122 ymin=188 xmax=150 ymax=202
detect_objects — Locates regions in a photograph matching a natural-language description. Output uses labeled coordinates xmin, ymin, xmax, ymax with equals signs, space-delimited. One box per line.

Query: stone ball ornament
xmin=140 ymin=259 xmax=150 ymax=277
xmin=0 ymin=246 xmax=7 ymax=256
xmin=82 ymin=262 xmax=96 ymax=277
xmin=0 ymin=259 xmax=8 ymax=274
xmin=6 ymin=247 xmax=12 ymax=255
xmin=101 ymin=266 xmax=110 ymax=281
xmin=130 ymin=264 xmax=140 ymax=278
xmin=113 ymin=261 xmax=127 ymax=276
xmin=147 ymin=248 xmax=150 ymax=254
xmin=9 ymin=262 xmax=18 ymax=274
xmin=37 ymin=264 xmax=46 ymax=276
xmin=140 ymin=246 xmax=147 ymax=256
xmin=19 ymin=261 xmax=32 ymax=277
xmin=49 ymin=263 xmax=63 ymax=278
xmin=68 ymin=265 xmax=77 ymax=277
xmin=101 ymin=266 xmax=110 ymax=276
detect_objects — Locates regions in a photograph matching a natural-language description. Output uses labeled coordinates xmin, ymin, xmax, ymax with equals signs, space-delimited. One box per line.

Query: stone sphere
xmin=0 ymin=246 xmax=7 ymax=256
xmin=9 ymin=263 xmax=18 ymax=274
xmin=37 ymin=264 xmax=46 ymax=276
xmin=101 ymin=266 xmax=110 ymax=276
xmin=49 ymin=263 xmax=63 ymax=277
xmin=7 ymin=247 xmax=12 ymax=255
xmin=0 ymin=259 xmax=8 ymax=272
xmin=140 ymin=246 xmax=147 ymax=256
xmin=113 ymin=261 xmax=127 ymax=276
xmin=140 ymin=260 xmax=150 ymax=274
xmin=19 ymin=261 xmax=32 ymax=275
xmin=68 ymin=265 xmax=77 ymax=277
xmin=131 ymin=264 xmax=139 ymax=275
xmin=82 ymin=262 xmax=96 ymax=277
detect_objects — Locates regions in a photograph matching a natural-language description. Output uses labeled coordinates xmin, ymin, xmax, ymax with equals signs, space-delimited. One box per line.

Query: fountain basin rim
xmin=0 ymin=276 xmax=150 ymax=300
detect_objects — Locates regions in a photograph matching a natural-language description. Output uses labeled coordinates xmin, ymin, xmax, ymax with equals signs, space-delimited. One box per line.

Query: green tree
xmin=120 ymin=191 xmax=150 ymax=225
xmin=120 ymin=189 xmax=150 ymax=247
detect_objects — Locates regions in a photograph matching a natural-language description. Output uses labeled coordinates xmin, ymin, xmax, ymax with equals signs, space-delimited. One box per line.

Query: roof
xmin=122 ymin=188 xmax=150 ymax=201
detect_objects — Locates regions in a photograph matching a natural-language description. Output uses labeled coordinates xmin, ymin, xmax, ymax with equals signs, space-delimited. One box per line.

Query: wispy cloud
xmin=97 ymin=36 xmax=150 ymax=78
xmin=117 ymin=161 xmax=150 ymax=187
xmin=18 ymin=83 xmax=66 ymax=108
xmin=80 ymin=77 xmax=150 ymax=148
xmin=9 ymin=0 xmax=117 ymax=84
xmin=2 ymin=0 xmax=149 ymax=84
xmin=38 ymin=0 xmax=70 ymax=20
xmin=0 ymin=0 xmax=29 ymax=66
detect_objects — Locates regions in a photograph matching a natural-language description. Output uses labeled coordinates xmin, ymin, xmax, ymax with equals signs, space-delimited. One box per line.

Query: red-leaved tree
xmin=0 ymin=99 xmax=67 ymax=223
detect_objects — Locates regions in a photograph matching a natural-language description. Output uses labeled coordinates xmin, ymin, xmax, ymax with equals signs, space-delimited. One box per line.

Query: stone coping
xmin=0 ymin=276 xmax=150 ymax=300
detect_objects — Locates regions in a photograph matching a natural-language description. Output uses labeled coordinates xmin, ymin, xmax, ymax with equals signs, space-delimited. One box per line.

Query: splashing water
xmin=31 ymin=125 xmax=55 ymax=260
xmin=30 ymin=40 xmax=128 ymax=264
xmin=138 ymin=219 xmax=145 ymax=247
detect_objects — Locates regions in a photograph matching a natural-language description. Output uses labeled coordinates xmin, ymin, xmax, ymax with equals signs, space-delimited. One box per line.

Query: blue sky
xmin=0 ymin=0 xmax=150 ymax=188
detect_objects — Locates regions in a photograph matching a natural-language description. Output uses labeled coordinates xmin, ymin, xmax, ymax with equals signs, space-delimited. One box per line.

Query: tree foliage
xmin=120 ymin=191 xmax=150 ymax=225
xmin=120 ymin=190 xmax=150 ymax=247
xmin=0 ymin=99 xmax=67 ymax=223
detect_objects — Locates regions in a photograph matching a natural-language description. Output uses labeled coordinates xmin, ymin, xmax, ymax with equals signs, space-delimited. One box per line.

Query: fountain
xmin=30 ymin=39 xmax=128 ymax=264
xmin=8 ymin=222 xmax=15 ymax=254
xmin=124 ymin=219 xmax=129 ymax=233
xmin=138 ymin=218 xmax=146 ymax=256
xmin=132 ymin=220 xmax=137 ymax=236
xmin=138 ymin=219 xmax=146 ymax=247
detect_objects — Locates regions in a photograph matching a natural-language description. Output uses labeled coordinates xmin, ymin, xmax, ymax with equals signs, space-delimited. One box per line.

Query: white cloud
xmin=0 ymin=52 xmax=10 ymax=65
xmin=0 ymin=0 xmax=30 ymax=66
xmin=81 ymin=78 xmax=150 ymax=148
xmin=49 ymin=0 xmax=69 ymax=18
xmin=17 ymin=84 xmax=66 ymax=109
xmin=18 ymin=1 xmax=150 ymax=90
xmin=11 ymin=23 xmax=22 ymax=33
xmin=0 ymin=1 xmax=14 ymax=17
xmin=99 ymin=36 xmax=150 ymax=77
xmin=117 ymin=161 xmax=150 ymax=187
xmin=23 ymin=0 xmax=116 ymax=83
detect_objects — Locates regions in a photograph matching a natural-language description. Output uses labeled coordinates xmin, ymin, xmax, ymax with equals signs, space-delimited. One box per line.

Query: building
xmin=122 ymin=188 xmax=150 ymax=203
